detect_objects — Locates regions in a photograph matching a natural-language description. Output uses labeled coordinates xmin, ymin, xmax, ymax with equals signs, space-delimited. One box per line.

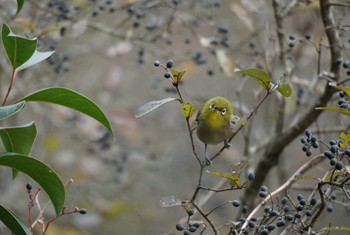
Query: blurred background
xmin=0 ymin=0 xmax=349 ymax=234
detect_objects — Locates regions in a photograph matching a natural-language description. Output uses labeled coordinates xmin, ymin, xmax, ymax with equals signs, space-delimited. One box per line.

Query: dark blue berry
xmin=154 ymin=60 xmax=160 ymax=67
xmin=294 ymin=212 xmax=301 ymax=219
xmin=340 ymin=103 xmax=348 ymax=109
xmin=288 ymin=42 xmax=295 ymax=48
xmin=283 ymin=206 xmax=290 ymax=213
xmin=299 ymin=199 xmax=306 ymax=206
xmin=232 ymin=200 xmax=240 ymax=207
xmin=305 ymin=209 xmax=312 ymax=216
xmin=260 ymin=185 xmax=268 ymax=192
xmin=248 ymin=172 xmax=255 ymax=180
xmin=164 ymin=72 xmax=171 ymax=79
xmin=336 ymin=58 xmax=343 ymax=65
xmin=189 ymin=226 xmax=197 ymax=232
xmin=281 ymin=196 xmax=288 ymax=204
xmin=286 ymin=214 xmax=294 ymax=222
xmin=330 ymin=158 xmax=336 ymax=166
xmin=264 ymin=206 xmax=271 ymax=213
xmin=259 ymin=228 xmax=269 ymax=235
xmin=306 ymin=150 xmax=312 ymax=157
xmin=330 ymin=193 xmax=336 ymax=200
xmin=310 ymin=136 xmax=317 ymax=143
xmin=343 ymin=63 xmax=349 ymax=69
xmin=326 ymin=203 xmax=333 ymax=212
xmin=338 ymin=98 xmax=346 ymax=105
xmin=166 ymin=60 xmax=173 ymax=68
xmin=330 ymin=145 xmax=338 ymax=153
xmin=259 ymin=191 xmax=268 ymax=198
xmin=324 ymin=151 xmax=335 ymax=159
xmin=338 ymin=91 xmax=345 ymax=97
xmin=335 ymin=161 xmax=343 ymax=170
xmin=310 ymin=197 xmax=317 ymax=205
xmin=183 ymin=230 xmax=191 ymax=235
xmin=305 ymin=129 xmax=312 ymax=138
xmin=241 ymin=205 xmax=248 ymax=214
xmin=297 ymin=194 xmax=304 ymax=201
xmin=176 ymin=223 xmax=184 ymax=231
xmin=248 ymin=221 xmax=256 ymax=228
xmin=270 ymin=210 xmax=278 ymax=217
xmin=300 ymin=137 xmax=307 ymax=144
xmin=305 ymin=34 xmax=311 ymax=40
xmin=297 ymin=205 xmax=303 ymax=211
xmin=302 ymin=144 xmax=309 ymax=152
xmin=289 ymin=35 xmax=295 ymax=40
xmin=345 ymin=149 xmax=350 ymax=157
xmin=188 ymin=209 xmax=194 ymax=216
xmin=79 ymin=208 xmax=87 ymax=214
xmin=312 ymin=142 xmax=319 ymax=149
xmin=276 ymin=219 xmax=286 ymax=227
xmin=26 ymin=182 xmax=33 ymax=191
xmin=267 ymin=224 xmax=275 ymax=231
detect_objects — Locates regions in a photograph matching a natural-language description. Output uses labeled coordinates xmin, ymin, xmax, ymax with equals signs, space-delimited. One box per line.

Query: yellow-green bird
xmin=196 ymin=96 xmax=240 ymax=165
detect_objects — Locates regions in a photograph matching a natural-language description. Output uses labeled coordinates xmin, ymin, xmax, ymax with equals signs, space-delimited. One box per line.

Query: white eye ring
xmin=221 ymin=108 xmax=227 ymax=115
xmin=209 ymin=103 xmax=215 ymax=109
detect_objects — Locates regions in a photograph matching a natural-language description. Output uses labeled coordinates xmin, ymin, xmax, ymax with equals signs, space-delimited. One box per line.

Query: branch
xmin=241 ymin=0 xmax=342 ymax=212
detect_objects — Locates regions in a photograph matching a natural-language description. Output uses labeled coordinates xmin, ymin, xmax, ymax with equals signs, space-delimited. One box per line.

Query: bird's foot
xmin=204 ymin=157 xmax=212 ymax=166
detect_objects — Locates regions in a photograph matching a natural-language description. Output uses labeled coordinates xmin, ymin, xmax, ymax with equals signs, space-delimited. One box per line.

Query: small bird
xmin=195 ymin=96 xmax=240 ymax=165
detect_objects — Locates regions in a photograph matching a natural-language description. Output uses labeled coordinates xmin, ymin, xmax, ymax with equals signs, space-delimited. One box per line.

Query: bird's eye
xmin=221 ymin=108 xmax=227 ymax=115
xmin=209 ymin=103 xmax=215 ymax=109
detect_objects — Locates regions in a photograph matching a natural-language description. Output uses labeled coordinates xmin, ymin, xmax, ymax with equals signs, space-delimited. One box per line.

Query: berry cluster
xmin=323 ymin=139 xmax=349 ymax=170
xmin=337 ymin=91 xmax=349 ymax=109
xmin=175 ymin=209 xmax=201 ymax=234
xmin=335 ymin=58 xmax=350 ymax=76
xmin=300 ymin=129 xmax=319 ymax=157
xmin=287 ymin=34 xmax=312 ymax=49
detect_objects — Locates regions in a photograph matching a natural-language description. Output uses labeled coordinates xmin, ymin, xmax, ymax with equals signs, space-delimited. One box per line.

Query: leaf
xmin=277 ymin=83 xmax=292 ymax=97
xmin=2 ymin=23 xmax=36 ymax=69
xmin=17 ymin=50 xmax=55 ymax=71
xmin=0 ymin=122 xmax=37 ymax=178
xmin=2 ymin=24 xmax=54 ymax=71
xmin=339 ymin=132 xmax=350 ymax=148
xmin=0 ymin=153 xmax=65 ymax=215
xmin=207 ymin=170 xmax=241 ymax=187
xmin=159 ymin=196 xmax=183 ymax=207
xmin=0 ymin=101 xmax=25 ymax=121
xmin=0 ymin=122 xmax=37 ymax=155
xmin=320 ymin=226 xmax=350 ymax=232
xmin=16 ymin=0 xmax=25 ymax=15
xmin=135 ymin=97 xmax=178 ymax=118
xmin=324 ymin=170 xmax=345 ymax=182
xmin=182 ymin=103 xmax=196 ymax=118
xmin=20 ymin=87 xmax=114 ymax=137
xmin=235 ymin=68 xmax=272 ymax=90
xmin=292 ymin=175 xmax=318 ymax=182
xmin=316 ymin=107 xmax=350 ymax=116
xmin=329 ymin=84 xmax=350 ymax=97
xmin=171 ymin=69 xmax=186 ymax=84
xmin=0 ymin=204 xmax=32 ymax=235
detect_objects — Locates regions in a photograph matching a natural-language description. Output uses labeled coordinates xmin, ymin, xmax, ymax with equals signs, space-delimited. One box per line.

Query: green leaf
xmin=0 ymin=101 xmax=25 ymax=121
xmin=0 ymin=122 xmax=37 ymax=155
xmin=135 ymin=97 xmax=178 ymax=118
xmin=277 ymin=83 xmax=292 ymax=97
xmin=17 ymin=50 xmax=55 ymax=71
xmin=0 ymin=204 xmax=32 ymax=235
xmin=182 ymin=103 xmax=197 ymax=118
xmin=0 ymin=122 xmax=37 ymax=178
xmin=2 ymin=24 xmax=36 ymax=69
xmin=235 ymin=68 xmax=272 ymax=90
xmin=316 ymin=107 xmax=350 ymax=116
xmin=20 ymin=87 xmax=114 ymax=137
xmin=329 ymin=84 xmax=350 ymax=97
xmin=339 ymin=132 xmax=350 ymax=148
xmin=16 ymin=0 xmax=25 ymax=15
xmin=292 ymin=175 xmax=318 ymax=182
xmin=170 ymin=69 xmax=186 ymax=84
xmin=207 ymin=170 xmax=241 ymax=187
xmin=320 ymin=226 xmax=350 ymax=232
xmin=1 ymin=24 xmax=54 ymax=71
xmin=0 ymin=153 xmax=65 ymax=215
